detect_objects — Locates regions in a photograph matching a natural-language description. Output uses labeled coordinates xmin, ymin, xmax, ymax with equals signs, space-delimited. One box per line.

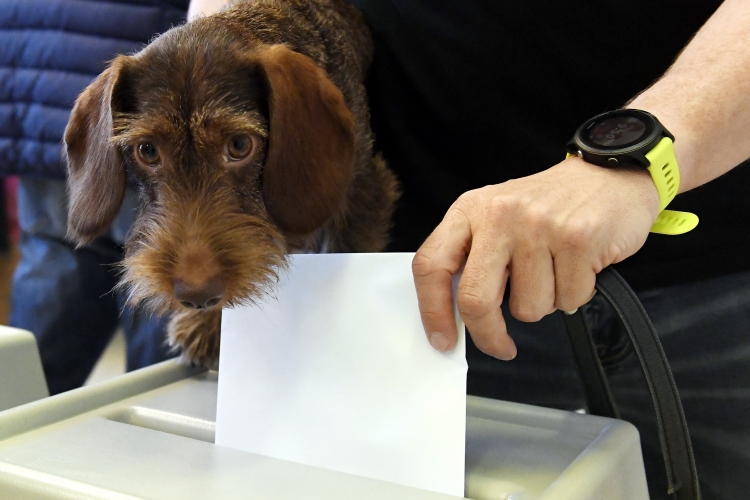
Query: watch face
xmin=570 ymin=110 xmax=669 ymax=168
xmin=587 ymin=116 xmax=648 ymax=148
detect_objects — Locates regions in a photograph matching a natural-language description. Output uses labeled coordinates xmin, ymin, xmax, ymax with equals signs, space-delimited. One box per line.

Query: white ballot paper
xmin=216 ymin=253 xmax=467 ymax=496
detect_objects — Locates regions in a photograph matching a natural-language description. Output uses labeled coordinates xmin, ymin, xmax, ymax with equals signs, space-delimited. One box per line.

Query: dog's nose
xmin=173 ymin=276 xmax=226 ymax=309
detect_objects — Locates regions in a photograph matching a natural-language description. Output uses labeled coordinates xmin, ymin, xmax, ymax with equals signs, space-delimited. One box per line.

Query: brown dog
xmin=64 ymin=0 xmax=399 ymax=366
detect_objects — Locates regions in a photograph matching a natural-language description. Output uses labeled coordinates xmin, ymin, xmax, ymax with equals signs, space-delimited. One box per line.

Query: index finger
xmin=412 ymin=211 xmax=471 ymax=353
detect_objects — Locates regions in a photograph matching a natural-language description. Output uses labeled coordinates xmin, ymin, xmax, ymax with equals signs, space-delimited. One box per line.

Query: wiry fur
xmin=168 ymin=308 xmax=223 ymax=368
xmin=64 ymin=0 xmax=399 ymax=365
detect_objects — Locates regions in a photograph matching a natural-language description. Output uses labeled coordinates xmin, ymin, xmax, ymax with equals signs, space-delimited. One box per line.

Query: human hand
xmin=412 ymin=156 xmax=661 ymax=360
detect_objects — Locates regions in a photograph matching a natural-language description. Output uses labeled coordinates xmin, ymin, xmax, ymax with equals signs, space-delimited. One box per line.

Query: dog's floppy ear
xmin=64 ymin=55 xmax=131 ymax=245
xmin=256 ymin=45 xmax=355 ymax=235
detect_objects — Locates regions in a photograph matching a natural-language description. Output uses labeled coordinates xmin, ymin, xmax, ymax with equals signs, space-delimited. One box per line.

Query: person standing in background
xmin=0 ymin=0 xmax=189 ymax=394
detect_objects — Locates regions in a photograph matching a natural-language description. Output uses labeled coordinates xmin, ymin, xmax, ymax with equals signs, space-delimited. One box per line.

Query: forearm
xmin=627 ymin=0 xmax=750 ymax=193
xmin=187 ymin=0 xmax=233 ymax=20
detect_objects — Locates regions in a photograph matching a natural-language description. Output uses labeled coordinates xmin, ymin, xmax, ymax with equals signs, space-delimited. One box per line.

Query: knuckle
xmin=510 ymin=302 xmax=545 ymax=322
xmin=486 ymin=195 xmax=555 ymax=239
xmin=556 ymin=297 xmax=584 ymax=312
xmin=518 ymin=204 xmax=554 ymax=243
xmin=411 ymin=250 xmax=437 ymax=277
xmin=554 ymin=295 xmax=576 ymax=311
xmin=456 ymin=287 xmax=493 ymax=320
xmin=555 ymin=287 xmax=593 ymax=311
xmin=418 ymin=308 xmax=445 ymax=326
xmin=484 ymin=194 xmax=522 ymax=233
xmin=452 ymin=190 xmax=480 ymax=214
xmin=487 ymin=194 xmax=517 ymax=218
xmin=559 ymin=218 xmax=596 ymax=249
xmin=525 ymin=203 xmax=554 ymax=229
xmin=512 ymin=308 xmax=538 ymax=322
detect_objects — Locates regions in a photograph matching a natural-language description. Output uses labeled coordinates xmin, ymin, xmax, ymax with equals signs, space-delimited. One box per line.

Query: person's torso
xmin=0 ymin=0 xmax=189 ymax=178
xmin=354 ymin=0 xmax=749 ymax=289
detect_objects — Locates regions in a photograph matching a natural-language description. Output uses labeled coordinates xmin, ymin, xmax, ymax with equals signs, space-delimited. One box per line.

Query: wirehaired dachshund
xmin=64 ymin=0 xmax=399 ymax=365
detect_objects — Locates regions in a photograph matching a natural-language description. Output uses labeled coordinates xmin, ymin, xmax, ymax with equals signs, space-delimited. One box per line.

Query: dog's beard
xmin=117 ymin=193 xmax=287 ymax=317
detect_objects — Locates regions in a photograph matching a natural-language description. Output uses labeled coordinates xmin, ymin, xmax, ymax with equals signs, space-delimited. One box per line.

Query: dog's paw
xmin=167 ymin=308 xmax=222 ymax=368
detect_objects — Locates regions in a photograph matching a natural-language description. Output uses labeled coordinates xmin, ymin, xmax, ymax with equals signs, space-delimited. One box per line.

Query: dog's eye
xmin=226 ymin=134 xmax=253 ymax=161
xmin=137 ymin=142 xmax=160 ymax=166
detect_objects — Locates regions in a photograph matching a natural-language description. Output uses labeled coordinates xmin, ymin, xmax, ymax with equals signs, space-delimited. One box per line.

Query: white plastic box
xmin=0 ymin=352 xmax=648 ymax=499
xmin=0 ymin=326 xmax=48 ymax=411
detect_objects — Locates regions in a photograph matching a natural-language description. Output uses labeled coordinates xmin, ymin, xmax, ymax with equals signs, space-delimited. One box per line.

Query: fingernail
xmin=504 ymin=345 xmax=518 ymax=361
xmin=429 ymin=332 xmax=451 ymax=352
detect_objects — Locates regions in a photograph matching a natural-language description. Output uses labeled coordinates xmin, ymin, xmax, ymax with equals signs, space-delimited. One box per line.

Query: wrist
xmin=566 ymin=107 xmax=699 ymax=233
xmin=626 ymin=87 xmax=701 ymax=193
xmin=562 ymin=156 xmax=661 ymax=221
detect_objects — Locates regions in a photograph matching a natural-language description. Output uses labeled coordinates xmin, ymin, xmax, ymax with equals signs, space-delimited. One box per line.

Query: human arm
xmin=626 ymin=0 xmax=750 ymax=192
xmin=413 ymin=0 xmax=750 ymax=359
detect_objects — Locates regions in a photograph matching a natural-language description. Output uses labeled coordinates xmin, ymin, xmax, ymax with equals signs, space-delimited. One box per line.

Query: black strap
xmin=561 ymin=267 xmax=700 ymax=500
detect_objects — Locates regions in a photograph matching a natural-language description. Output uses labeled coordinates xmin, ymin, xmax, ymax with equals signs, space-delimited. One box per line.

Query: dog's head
xmin=64 ymin=20 xmax=355 ymax=313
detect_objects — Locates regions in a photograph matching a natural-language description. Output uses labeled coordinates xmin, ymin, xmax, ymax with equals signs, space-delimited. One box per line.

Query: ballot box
xmin=0 ymin=352 xmax=648 ymax=500
xmin=0 ymin=327 xmax=48 ymax=411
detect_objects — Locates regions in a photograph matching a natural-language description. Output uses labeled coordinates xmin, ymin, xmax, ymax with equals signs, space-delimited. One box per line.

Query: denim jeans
xmin=467 ymin=269 xmax=750 ymax=500
xmin=10 ymin=178 xmax=175 ymax=395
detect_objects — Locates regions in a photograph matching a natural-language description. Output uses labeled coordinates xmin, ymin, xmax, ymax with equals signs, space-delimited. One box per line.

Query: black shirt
xmin=354 ymin=0 xmax=749 ymax=291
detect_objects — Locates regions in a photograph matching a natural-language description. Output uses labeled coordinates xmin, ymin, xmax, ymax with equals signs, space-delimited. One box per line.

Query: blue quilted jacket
xmin=0 ymin=0 xmax=188 ymax=179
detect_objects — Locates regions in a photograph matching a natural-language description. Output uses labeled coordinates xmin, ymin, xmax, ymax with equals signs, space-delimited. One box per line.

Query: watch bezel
xmin=567 ymin=109 xmax=674 ymax=169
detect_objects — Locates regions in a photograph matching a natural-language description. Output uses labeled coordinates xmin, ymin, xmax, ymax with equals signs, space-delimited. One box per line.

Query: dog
xmin=64 ymin=0 xmax=399 ymax=366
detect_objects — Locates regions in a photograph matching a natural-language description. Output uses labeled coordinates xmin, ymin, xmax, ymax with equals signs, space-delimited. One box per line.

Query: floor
xmin=0 ymin=245 xmax=127 ymax=387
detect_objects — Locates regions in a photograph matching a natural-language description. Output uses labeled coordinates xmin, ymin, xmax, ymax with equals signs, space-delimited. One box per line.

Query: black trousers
xmin=467 ymin=270 xmax=750 ymax=500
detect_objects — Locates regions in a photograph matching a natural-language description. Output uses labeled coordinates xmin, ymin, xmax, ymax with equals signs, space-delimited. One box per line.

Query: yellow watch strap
xmin=643 ymin=137 xmax=698 ymax=235
xmin=645 ymin=137 xmax=679 ymax=211
xmin=566 ymin=138 xmax=698 ymax=236
xmin=651 ymin=210 xmax=699 ymax=235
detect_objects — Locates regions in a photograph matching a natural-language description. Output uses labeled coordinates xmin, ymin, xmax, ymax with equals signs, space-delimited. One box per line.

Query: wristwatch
xmin=566 ymin=109 xmax=698 ymax=235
